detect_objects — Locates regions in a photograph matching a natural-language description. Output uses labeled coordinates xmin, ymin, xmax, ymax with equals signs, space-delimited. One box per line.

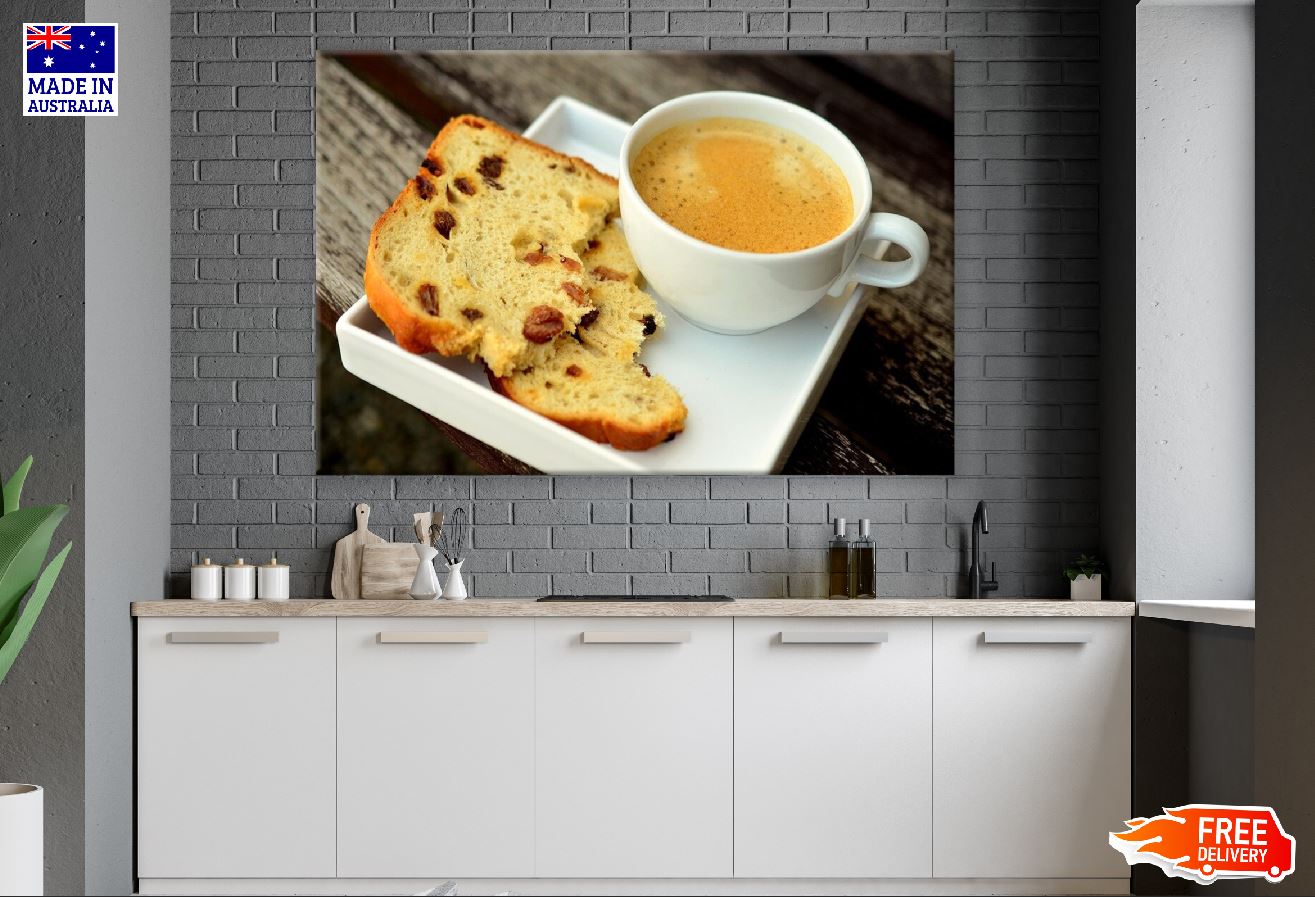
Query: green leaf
xmin=0 ymin=542 xmax=71 ymax=684
xmin=0 ymin=504 xmax=68 ymax=644
xmin=2 ymin=457 xmax=33 ymax=516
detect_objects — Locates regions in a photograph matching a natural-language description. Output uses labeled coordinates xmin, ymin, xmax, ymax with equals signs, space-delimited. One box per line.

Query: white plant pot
xmin=1070 ymin=573 xmax=1102 ymax=601
xmin=0 ymin=784 xmax=42 ymax=895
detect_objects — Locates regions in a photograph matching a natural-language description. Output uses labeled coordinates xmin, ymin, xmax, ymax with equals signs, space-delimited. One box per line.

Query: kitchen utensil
xmin=335 ymin=96 xmax=886 ymax=474
xmin=223 ymin=558 xmax=255 ymax=601
xmin=428 ymin=510 xmax=444 ymax=549
xmin=409 ymin=544 xmax=441 ymax=600
xmin=330 ymin=503 xmax=386 ymax=600
xmin=359 ymin=543 xmax=421 ymax=600
xmin=412 ymin=511 xmax=432 ymax=545
xmin=189 ymin=557 xmax=222 ymax=602
xmin=257 ymin=556 xmax=290 ymax=601
xmin=437 ymin=506 xmax=467 ymax=565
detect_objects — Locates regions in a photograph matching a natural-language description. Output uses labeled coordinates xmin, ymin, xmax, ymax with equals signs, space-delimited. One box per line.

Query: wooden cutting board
xmin=360 ymin=543 xmax=423 ymax=600
xmin=330 ymin=503 xmax=386 ymax=600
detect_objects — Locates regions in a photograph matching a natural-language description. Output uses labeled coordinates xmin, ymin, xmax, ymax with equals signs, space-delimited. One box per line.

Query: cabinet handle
xmin=581 ymin=631 xmax=691 ymax=644
xmin=780 ymin=631 xmax=888 ymax=644
xmin=166 ymin=631 xmax=278 ymax=644
xmin=377 ymin=631 xmax=487 ymax=644
xmin=982 ymin=630 xmax=1091 ymax=645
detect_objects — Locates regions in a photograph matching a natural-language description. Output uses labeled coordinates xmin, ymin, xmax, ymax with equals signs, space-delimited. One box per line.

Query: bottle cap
xmin=859 ymin=518 xmax=871 ymax=538
xmin=833 ymin=518 xmax=846 ymax=537
xmin=261 ymin=555 xmax=286 ymax=568
xmin=196 ymin=557 xmax=213 ymax=567
xmin=228 ymin=558 xmax=247 ymax=567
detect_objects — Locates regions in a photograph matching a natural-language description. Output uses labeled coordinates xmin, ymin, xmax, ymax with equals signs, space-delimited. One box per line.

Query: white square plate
xmin=336 ymin=96 xmax=873 ymax=473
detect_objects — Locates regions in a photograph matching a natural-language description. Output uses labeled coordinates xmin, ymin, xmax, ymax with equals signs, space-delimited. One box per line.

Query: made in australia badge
xmin=23 ymin=23 xmax=118 ymax=116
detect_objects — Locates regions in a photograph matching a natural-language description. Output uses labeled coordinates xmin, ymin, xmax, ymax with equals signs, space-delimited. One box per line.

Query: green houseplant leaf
xmin=2 ymin=456 xmax=33 ymax=515
xmin=0 ymin=542 xmax=71 ymax=683
xmin=1063 ymin=553 xmax=1105 ymax=582
xmin=0 ymin=504 xmax=69 ymax=647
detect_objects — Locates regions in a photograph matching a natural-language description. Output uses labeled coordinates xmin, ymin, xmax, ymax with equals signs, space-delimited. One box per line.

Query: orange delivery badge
xmin=1110 ymin=804 xmax=1295 ymax=885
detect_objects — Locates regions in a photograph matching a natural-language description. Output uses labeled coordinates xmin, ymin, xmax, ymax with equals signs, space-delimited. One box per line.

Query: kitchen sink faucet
xmin=968 ymin=500 xmax=999 ymax=599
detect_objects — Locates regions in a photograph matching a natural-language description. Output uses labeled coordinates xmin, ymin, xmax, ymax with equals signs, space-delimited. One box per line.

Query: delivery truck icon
xmin=1110 ymin=804 xmax=1295 ymax=885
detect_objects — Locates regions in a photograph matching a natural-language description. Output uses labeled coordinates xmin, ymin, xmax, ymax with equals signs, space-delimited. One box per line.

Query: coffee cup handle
xmin=827 ymin=212 xmax=930 ymax=297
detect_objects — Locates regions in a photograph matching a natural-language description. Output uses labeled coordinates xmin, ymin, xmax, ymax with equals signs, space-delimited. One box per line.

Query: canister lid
xmin=261 ymin=555 xmax=288 ymax=568
xmin=193 ymin=557 xmax=215 ymax=567
xmin=227 ymin=558 xmax=248 ymax=567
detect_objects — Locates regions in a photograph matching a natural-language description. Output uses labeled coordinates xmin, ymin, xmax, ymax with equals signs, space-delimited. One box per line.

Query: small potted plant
xmin=1064 ymin=554 xmax=1104 ymax=601
xmin=0 ymin=456 xmax=73 ymax=895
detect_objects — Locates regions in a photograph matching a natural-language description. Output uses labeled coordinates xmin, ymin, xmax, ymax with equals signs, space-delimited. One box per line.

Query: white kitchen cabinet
xmin=534 ymin=617 xmax=734 ymax=878
xmin=734 ymin=618 xmax=932 ymax=878
xmin=336 ymin=617 xmax=535 ymax=877
xmin=932 ymin=618 xmax=1132 ymax=879
xmin=136 ymin=618 xmax=336 ymax=878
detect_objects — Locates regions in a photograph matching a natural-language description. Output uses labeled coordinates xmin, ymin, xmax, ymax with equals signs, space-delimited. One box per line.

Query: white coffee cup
xmin=619 ymin=91 xmax=930 ymax=335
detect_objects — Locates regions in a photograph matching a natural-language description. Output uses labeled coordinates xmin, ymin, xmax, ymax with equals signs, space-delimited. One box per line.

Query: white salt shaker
xmin=258 ymin=556 xmax=290 ymax=601
xmin=190 ymin=557 xmax=222 ymax=602
xmin=224 ymin=558 xmax=256 ymax=601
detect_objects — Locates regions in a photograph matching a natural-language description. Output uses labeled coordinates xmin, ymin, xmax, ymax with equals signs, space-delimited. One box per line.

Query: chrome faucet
xmin=968 ymin=500 xmax=999 ymax=599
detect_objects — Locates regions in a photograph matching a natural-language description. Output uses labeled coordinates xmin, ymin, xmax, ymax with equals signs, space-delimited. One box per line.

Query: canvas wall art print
xmin=316 ymin=52 xmax=954 ymax=475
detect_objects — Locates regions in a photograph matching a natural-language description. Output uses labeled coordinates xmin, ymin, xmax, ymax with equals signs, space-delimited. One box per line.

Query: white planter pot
xmin=1070 ymin=573 xmax=1102 ymax=601
xmin=0 ymin=784 xmax=42 ymax=895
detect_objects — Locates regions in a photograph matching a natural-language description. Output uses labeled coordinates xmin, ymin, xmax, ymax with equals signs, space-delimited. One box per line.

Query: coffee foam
xmin=631 ymin=117 xmax=854 ymax=254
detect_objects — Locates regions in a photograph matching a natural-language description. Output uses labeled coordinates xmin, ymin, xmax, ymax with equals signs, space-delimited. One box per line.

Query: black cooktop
xmin=537 ymin=595 xmax=734 ymax=603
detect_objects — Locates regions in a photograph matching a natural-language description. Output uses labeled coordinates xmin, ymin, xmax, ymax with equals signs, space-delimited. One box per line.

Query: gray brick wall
xmin=170 ymin=0 xmax=1101 ymax=600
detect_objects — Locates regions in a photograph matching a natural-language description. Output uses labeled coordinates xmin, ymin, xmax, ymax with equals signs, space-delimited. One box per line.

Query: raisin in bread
xmin=365 ymin=114 xmax=618 ymax=377
xmin=573 ymin=224 xmax=664 ymax=361
xmin=489 ymin=223 xmax=686 ymax=451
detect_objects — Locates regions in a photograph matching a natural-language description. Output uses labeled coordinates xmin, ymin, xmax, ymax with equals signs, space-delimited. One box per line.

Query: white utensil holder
xmin=443 ymin=560 xmax=467 ymax=601
xmin=410 ymin=545 xmax=442 ymax=600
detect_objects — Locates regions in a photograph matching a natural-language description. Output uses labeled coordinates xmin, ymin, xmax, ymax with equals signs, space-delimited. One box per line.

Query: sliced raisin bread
xmin=489 ymin=223 xmax=687 ymax=451
xmin=365 ymin=114 xmax=618 ymax=378
xmin=573 ymin=224 xmax=664 ymax=361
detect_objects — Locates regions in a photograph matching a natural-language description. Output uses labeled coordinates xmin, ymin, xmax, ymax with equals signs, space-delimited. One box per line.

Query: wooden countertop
xmin=132 ymin=599 xmax=1136 ymax=618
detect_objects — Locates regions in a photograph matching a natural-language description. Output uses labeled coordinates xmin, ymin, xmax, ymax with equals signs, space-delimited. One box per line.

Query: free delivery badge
xmin=1111 ymin=804 xmax=1295 ymax=885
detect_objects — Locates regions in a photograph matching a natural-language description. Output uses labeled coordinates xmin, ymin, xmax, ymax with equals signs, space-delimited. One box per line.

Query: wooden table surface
xmin=132 ymin=598 xmax=1134 ymax=618
xmin=316 ymin=53 xmax=954 ymax=475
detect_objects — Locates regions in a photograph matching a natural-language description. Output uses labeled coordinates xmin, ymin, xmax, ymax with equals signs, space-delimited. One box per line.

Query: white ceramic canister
xmin=0 ymin=784 xmax=42 ymax=896
xmin=190 ymin=557 xmax=222 ymax=602
xmin=224 ymin=558 xmax=256 ymax=601
xmin=257 ymin=556 xmax=290 ymax=601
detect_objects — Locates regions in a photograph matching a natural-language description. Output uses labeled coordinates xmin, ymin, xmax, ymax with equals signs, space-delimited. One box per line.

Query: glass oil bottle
xmin=828 ymin=518 xmax=852 ymax=599
xmin=852 ymin=518 xmax=877 ymax=599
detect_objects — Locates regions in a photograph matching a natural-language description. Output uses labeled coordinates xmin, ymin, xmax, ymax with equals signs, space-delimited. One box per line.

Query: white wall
xmin=1136 ymin=5 xmax=1254 ymax=603
xmin=85 ymin=0 xmax=171 ymax=891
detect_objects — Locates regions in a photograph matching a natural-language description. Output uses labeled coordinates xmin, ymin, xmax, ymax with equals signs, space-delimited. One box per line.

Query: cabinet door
xmin=734 ymin=618 xmax=932 ymax=877
xmin=933 ymin=618 xmax=1131 ymax=878
xmin=336 ymin=618 xmax=535 ymax=877
xmin=136 ymin=618 xmax=336 ymax=878
xmin=535 ymin=617 xmax=733 ymax=878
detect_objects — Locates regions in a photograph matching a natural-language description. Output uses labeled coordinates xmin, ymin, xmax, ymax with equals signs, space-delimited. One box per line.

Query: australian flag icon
xmin=25 ymin=24 xmax=115 ymax=74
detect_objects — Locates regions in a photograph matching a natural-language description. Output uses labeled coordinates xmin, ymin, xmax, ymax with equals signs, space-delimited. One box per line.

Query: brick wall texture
xmin=170 ymin=0 xmax=1101 ymax=600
